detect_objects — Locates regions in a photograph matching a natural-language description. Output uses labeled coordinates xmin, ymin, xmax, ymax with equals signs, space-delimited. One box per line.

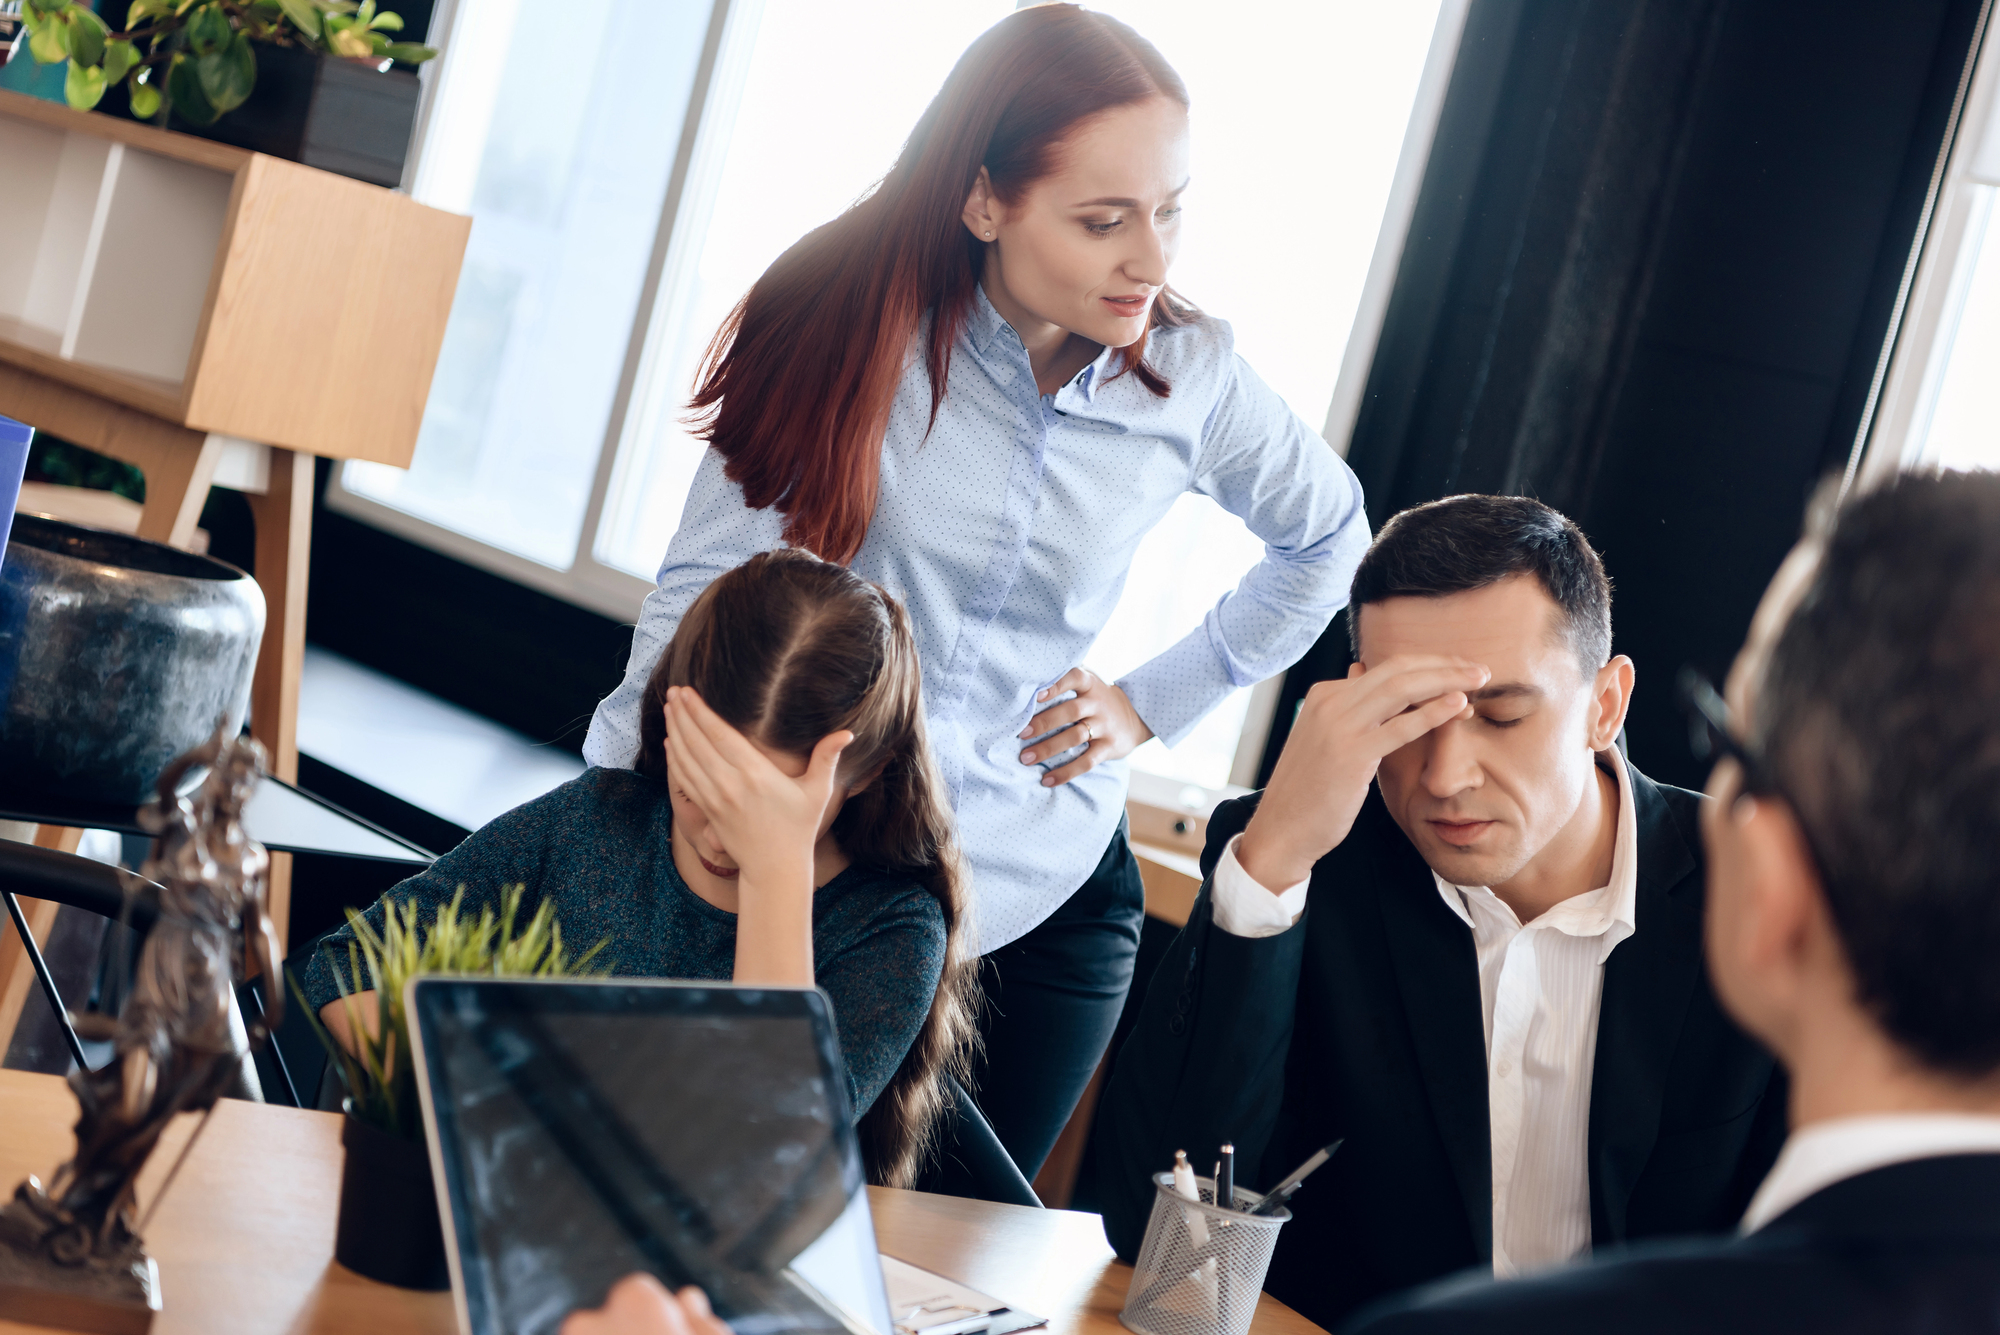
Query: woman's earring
xmin=984 ymin=230 xmax=994 ymax=239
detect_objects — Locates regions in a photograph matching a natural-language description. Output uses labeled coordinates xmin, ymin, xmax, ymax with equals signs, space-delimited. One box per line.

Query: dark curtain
xmin=1263 ymin=0 xmax=1989 ymax=790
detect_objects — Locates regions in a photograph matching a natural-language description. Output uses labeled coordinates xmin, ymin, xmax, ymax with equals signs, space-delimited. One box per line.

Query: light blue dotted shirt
xmin=584 ymin=288 xmax=1370 ymax=953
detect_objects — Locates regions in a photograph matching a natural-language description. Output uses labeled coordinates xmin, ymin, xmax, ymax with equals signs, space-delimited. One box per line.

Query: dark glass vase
xmin=335 ymin=1107 xmax=450 ymax=1290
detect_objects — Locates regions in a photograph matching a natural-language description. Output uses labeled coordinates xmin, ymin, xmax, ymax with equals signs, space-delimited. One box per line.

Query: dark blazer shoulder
xmin=1200 ymin=790 xmax=1264 ymax=878
xmin=1624 ymin=758 xmax=1703 ymax=891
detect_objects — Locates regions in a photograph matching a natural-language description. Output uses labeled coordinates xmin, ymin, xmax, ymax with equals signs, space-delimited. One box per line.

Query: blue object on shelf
xmin=0 ymin=40 xmax=70 ymax=104
xmin=0 ymin=416 xmax=31 ymax=577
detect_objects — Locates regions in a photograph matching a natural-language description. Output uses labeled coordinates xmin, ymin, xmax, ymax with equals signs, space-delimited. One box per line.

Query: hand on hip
xmin=1019 ymin=667 xmax=1155 ymax=788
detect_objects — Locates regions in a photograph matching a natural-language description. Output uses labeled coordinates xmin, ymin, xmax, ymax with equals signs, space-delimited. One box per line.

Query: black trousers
xmin=922 ymin=818 xmax=1146 ymax=1192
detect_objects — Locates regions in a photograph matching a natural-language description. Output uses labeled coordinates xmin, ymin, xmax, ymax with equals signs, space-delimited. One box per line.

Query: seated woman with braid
xmin=299 ymin=549 xmax=975 ymax=1185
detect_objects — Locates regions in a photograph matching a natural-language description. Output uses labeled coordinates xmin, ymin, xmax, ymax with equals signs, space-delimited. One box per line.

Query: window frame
xmin=1850 ymin=3 xmax=2000 ymax=489
xmin=326 ymin=0 xmax=1472 ymax=787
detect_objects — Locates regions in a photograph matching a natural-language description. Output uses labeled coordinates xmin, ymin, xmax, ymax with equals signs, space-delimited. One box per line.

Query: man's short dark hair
xmin=1349 ymin=494 xmax=1613 ymax=672
xmin=1756 ymin=470 xmax=2000 ymax=1078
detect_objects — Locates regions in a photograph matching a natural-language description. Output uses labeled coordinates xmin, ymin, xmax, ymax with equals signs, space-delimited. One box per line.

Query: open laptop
xmin=406 ymin=977 xmax=899 ymax=1335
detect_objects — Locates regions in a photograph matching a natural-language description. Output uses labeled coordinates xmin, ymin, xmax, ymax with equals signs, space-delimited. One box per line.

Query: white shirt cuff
xmin=1209 ymin=834 xmax=1311 ymax=938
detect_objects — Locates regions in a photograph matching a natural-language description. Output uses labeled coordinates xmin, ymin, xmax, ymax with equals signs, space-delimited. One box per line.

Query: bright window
xmin=331 ymin=0 xmax=1463 ymax=787
xmin=1915 ymin=187 xmax=2000 ymax=472
xmin=1860 ymin=17 xmax=2000 ymax=485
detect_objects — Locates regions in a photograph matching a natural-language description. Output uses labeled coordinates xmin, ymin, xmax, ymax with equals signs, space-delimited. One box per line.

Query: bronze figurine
xmin=0 ymin=722 xmax=282 ymax=1333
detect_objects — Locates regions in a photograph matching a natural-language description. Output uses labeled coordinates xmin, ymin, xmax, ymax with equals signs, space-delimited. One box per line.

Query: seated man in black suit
xmin=1090 ymin=494 xmax=1785 ymax=1328
xmin=1343 ymin=472 xmax=2000 ymax=1333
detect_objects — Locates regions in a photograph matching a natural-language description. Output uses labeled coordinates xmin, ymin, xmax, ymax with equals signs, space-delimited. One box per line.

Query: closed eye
xmin=1481 ymin=715 xmax=1529 ymax=729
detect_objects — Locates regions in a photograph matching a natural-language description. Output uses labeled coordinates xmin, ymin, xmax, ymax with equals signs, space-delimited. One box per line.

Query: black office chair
xmin=914 ymin=1072 xmax=1043 ymax=1208
xmin=0 ymin=838 xmax=291 ymax=1105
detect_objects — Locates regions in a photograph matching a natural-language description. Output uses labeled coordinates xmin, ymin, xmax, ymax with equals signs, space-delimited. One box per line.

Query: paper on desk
xmin=881 ymin=1254 xmax=1046 ymax=1335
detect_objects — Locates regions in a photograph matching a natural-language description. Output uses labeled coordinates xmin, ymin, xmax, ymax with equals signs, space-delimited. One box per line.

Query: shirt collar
xmin=965 ymin=283 xmax=1018 ymax=360
xmin=1741 ymin=1114 xmax=2000 ymax=1233
xmin=1432 ymin=749 xmax=1640 ymax=960
xmin=963 ymin=284 xmax=1109 ymax=403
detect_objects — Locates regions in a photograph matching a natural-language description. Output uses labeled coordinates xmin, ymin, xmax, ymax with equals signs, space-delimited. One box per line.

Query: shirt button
xmin=1497 ymin=1061 xmax=1513 ymax=1077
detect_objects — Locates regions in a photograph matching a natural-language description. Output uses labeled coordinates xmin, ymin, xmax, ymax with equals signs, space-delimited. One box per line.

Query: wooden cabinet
xmin=0 ymin=88 xmax=467 ymax=464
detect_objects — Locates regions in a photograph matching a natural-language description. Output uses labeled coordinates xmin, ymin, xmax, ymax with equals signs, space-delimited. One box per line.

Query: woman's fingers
xmin=1021 ymin=696 xmax=1086 ymax=740
xmin=1039 ymin=736 xmax=1104 ymax=787
xmin=804 ymin=731 xmax=854 ymax=808
xmin=675 ymin=686 xmax=771 ymax=773
xmin=669 ymin=690 xmax=741 ymax=789
xmin=1034 ymin=666 xmax=1095 ymax=706
xmin=1021 ymin=716 xmax=1090 ymax=765
xmin=665 ymin=712 xmax=725 ymax=812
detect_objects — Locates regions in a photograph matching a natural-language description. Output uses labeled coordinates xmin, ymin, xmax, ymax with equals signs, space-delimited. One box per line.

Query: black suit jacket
xmin=1089 ymin=758 xmax=1786 ymax=1330
xmin=1341 ymin=1154 xmax=2000 ymax=1334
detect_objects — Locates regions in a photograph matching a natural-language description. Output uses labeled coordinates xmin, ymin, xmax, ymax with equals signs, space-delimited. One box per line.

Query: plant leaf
xmin=69 ymin=6 xmax=108 ymax=62
xmin=102 ymin=39 xmax=139 ymax=85
xmin=187 ymin=1 xmax=233 ymax=55
xmin=64 ymin=59 xmax=107 ymax=110
xmin=366 ymin=9 xmax=400 ymax=29
xmin=127 ymin=70 xmax=162 ymax=119
xmin=325 ymin=20 xmax=374 ymax=58
xmin=380 ymin=41 xmax=434 ymax=63
xmin=27 ymin=14 xmax=69 ymax=64
xmin=195 ymin=31 xmax=255 ymax=113
xmin=276 ymin=0 xmax=321 ymax=37
xmin=166 ymin=53 xmax=221 ymax=123
xmin=67 ymin=15 xmax=104 ymax=66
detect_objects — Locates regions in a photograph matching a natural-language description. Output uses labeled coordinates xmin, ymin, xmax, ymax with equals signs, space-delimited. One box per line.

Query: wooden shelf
xmin=0 ymin=88 xmax=468 ymax=466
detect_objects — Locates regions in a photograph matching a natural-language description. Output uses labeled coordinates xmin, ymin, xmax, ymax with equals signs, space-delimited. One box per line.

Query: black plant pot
xmin=335 ymin=1108 xmax=450 ymax=1290
xmin=105 ymin=41 xmax=421 ymax=188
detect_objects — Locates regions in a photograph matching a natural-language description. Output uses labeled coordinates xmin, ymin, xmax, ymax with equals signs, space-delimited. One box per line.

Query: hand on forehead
xmin=1354 ymin=575 xmax=1584 ymax=693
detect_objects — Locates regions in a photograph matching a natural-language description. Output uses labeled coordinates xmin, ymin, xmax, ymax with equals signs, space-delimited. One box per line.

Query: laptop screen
xmin=408 ymin=978 xmax=896 ymax=1335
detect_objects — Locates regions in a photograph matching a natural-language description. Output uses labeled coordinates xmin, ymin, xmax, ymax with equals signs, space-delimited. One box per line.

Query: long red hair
xmin=686 ymin=3 xmax=1192 ymax=565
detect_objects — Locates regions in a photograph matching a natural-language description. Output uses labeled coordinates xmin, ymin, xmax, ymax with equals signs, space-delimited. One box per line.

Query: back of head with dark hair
xmin=1349 ymin=494 xmax=1613 ymax=672
xmin=635 ymin=549 xmax=975 ymax=1187
xmin=1754 ymin=470 xmax=2000 ymax=1078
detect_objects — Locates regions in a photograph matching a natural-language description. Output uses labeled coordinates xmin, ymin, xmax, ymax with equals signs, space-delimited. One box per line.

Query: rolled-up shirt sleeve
xmin=583 ymin=449 xmax=785 ymax=768
xmin=1115 ymin=354 xmax=1371 ymax=747
xmin=1209 ymin=833 xmax=1311 ymax=937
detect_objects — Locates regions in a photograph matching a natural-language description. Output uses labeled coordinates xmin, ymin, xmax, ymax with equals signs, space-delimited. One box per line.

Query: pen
xmin=1217 ymin=1142 xmax=1235 ymax=1211
xmin=1247 ymin=1139 xmax=1344 ymax=1216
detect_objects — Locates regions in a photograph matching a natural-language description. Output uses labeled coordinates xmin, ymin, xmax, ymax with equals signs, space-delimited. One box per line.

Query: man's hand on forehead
xmin=1353 ymin=654 xmax=1495 ymax=723
xmin=1237 ymin=654 xmax=1490 ymax=892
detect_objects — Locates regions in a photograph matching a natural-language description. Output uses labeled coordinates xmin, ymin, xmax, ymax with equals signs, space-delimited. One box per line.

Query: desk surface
xmin=0 ymin=1070 xmax=1322 ymax=1335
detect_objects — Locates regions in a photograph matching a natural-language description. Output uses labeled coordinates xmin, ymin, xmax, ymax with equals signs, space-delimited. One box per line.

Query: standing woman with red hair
xmin=586 ymin=4 xmax=1369 ymax=1188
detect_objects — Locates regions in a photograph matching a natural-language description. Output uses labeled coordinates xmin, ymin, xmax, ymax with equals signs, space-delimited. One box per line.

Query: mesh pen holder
xmin=1120 ymin=1174 xmax=1289 ymax=1335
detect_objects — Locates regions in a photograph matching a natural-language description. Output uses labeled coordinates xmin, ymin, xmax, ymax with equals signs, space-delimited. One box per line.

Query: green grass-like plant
xmin=288 ymin=884 xmax=609 ymax=1140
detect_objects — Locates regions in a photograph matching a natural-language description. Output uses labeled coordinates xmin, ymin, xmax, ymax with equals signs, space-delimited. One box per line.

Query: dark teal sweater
xmin=299 ymin=768 xmax=946 ymax=1116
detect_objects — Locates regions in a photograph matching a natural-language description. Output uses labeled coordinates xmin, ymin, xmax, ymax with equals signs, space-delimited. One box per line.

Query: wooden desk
xmin=0 ymin=1071 xmax=1323 ymax=1335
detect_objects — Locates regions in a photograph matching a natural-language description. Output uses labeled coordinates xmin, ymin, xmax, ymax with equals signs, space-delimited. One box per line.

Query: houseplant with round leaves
xmin=17 ymin=0 xmax=434 ymax=123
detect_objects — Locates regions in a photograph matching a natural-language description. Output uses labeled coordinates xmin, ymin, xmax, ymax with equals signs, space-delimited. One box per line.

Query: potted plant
xmin=289 ymin=884 xmax=609 ymax=1290
xmin=14 ymin=0 xmax=437 ymax=186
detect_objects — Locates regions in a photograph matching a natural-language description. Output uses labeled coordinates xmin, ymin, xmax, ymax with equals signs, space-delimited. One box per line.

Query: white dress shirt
xmin=1740 ymin=1113 xmax=2000 ymax=1233
xmin=1211 ymin=752 xmax=1639 ymax=1278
